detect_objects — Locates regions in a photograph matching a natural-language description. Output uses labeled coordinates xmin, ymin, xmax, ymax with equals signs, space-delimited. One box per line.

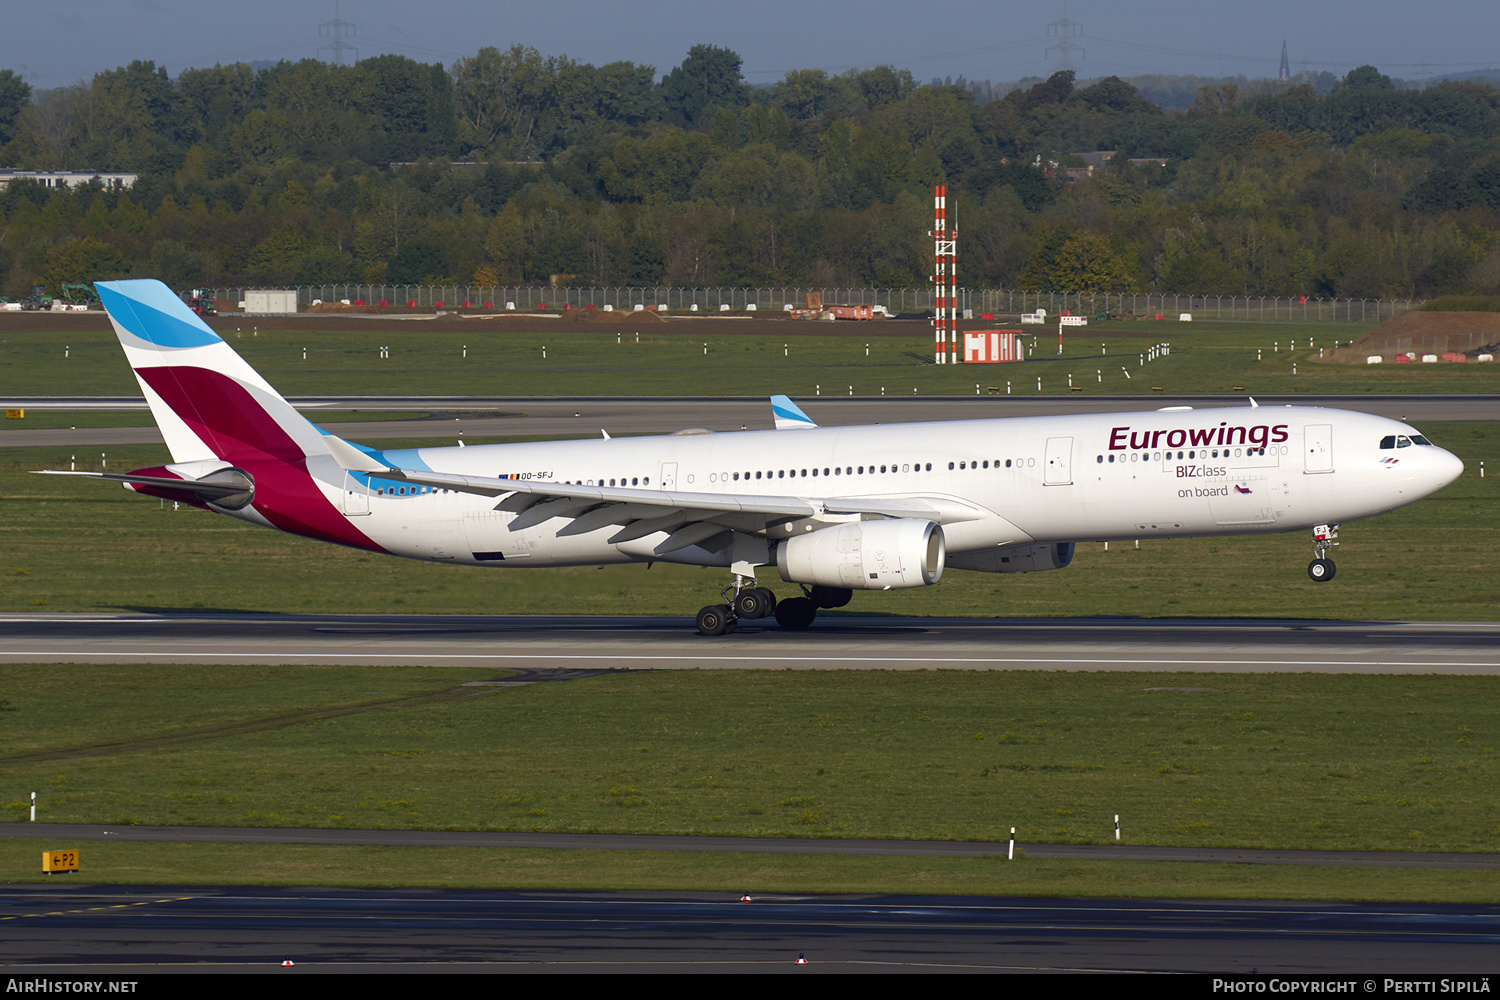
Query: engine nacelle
xmin=945 ymin=541 xmax=1074 ymax=574
xmin=776 ymin=519 xmax=945 ymax=590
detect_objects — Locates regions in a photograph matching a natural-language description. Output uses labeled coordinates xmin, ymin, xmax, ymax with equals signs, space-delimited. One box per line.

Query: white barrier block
xmin=505 ymin=301 xmax=515 ymax=310
xmin=690 ymin=303 xmax=699 ymax=312
xmin=1366 ymin=356 xmax=1383 ymax=364
xmin=633 ymin=303 xmax=644 ymax=311
xmin=602 ymin=304 xmax=613 ymax=312
xmin=1478 ymin=354 xmax=1493 ymax=362
xmin=1179 ymin=313 xmax=1192 ymax=321
xmin=1422 ymin=354 xmax=1438 ymax=363
xmin=719 ymin=303 xmax=731 ymax=312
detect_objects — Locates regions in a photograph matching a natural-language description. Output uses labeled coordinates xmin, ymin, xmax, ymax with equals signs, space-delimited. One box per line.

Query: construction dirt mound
xmin=561 ymin=305 xmax=669 ymax=323
xmin=1329 ymin=311 xmax=1500 ymax=362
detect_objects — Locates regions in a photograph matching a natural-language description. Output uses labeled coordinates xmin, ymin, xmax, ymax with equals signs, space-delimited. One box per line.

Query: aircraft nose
xmin=1433 ymin=447 xmax=1464 ymax=490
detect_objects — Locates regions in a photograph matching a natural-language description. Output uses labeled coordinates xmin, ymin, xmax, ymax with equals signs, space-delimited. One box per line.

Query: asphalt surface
xmin=4 ymin=885 xmax=1498 ymax=973
xmin=3 ymin=613 xmax=1497 ymax=673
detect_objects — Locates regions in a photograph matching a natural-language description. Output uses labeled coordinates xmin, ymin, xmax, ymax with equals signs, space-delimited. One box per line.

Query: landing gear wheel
xmin=808 ymin=585 xmax=853 ymax=609
xmin=696 ymin=604 xmax=735 ymax=636
xmin=1307 ymin=558 xmax=1336 ymax=582
xmin=733 ymin=587 xmax=776 ymax=620
xmin=774 ymin=596 xmax=817 ymax=630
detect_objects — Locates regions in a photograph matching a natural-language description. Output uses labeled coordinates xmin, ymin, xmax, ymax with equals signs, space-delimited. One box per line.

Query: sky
xmin=2 ymin=0 xmax=1496 ymax=92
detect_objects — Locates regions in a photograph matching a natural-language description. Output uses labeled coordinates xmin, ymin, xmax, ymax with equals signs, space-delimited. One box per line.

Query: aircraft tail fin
xmin=771 ymin=394 xmax=817 ymax=430
xmin=96 ymin=280 xmax=336 ymax=467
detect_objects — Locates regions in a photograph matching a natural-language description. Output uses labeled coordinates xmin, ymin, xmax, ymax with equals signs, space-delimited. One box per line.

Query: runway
xmin=3 ymin=613 xmax=1498 ymax=673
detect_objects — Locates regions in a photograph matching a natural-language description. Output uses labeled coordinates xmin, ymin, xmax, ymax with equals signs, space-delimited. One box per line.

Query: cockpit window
xmin=1380 ymin=435 xmax=1395 ymax=449
xmin=1410 ymin=434 xmax=1432 ymax=446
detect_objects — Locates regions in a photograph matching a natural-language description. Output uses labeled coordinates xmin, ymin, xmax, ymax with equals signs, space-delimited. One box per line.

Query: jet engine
xmin=945 ymin=541 xmax=1074 ymax=573
xmin=776 ymin=519 xmax=944 ymax=590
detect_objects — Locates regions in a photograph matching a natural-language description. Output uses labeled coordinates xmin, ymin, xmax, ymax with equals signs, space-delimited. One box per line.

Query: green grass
xmin=4 ymin=321 xmax=1499 ymax=397
xmin=5 ymin=839 xmax=1497 ymax=902
xmin=1 ymin=422 xmax=1495 ymax=619
xmin=4 ymin=667 xmax=1500 ymax=855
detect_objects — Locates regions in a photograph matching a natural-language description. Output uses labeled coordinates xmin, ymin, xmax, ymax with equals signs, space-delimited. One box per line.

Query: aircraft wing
xmin=379 ymin=468 xmax=986 ymax=552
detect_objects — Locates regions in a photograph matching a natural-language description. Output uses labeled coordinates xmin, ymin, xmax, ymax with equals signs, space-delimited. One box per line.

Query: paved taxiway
xmin=4 ymin=613 xmax=1498 ymax=673
xmin=5 ymin=886 xmax=1498 ymax=973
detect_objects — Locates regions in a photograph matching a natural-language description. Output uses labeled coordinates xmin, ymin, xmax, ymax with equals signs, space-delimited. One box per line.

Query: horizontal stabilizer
xmin=35 ymin=469 xmax=252 ymax=504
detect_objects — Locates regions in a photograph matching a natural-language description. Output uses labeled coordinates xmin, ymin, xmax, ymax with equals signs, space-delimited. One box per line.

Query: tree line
xmin=0 ymin=48 xmax=1496 ymax=300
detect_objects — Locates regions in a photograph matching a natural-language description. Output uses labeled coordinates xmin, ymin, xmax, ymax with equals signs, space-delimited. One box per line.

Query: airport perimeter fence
xmin=201 ymin=285 xmax=1420 ymax=325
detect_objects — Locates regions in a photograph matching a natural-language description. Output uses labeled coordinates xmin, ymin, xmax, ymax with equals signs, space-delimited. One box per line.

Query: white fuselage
xmin=283 ymin=404 xmax=1462 ymax=570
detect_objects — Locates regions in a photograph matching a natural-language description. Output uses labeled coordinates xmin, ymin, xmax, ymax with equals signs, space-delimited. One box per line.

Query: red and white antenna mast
xmin=932 ymin=186 xmax=957 ymax=364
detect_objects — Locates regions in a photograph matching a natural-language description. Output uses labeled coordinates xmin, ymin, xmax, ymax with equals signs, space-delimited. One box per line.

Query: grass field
xmin=4 ymin=839 xmax=1496 ymax=902
xmin=5 ymin=666 xmax=1500 ymax=852
xmin=7 ymin=665 xmax=1500 ymax=897
xmin=4 ymin=320 xmax=1500 ymax=398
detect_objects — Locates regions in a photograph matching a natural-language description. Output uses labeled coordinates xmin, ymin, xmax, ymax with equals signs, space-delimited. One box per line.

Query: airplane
xmin=41 ymin=279 xmax=1464 ymax=635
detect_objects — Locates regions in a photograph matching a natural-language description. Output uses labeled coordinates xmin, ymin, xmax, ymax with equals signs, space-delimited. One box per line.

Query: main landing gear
xmin=1307 ymin=523 xmax=1339 ymax=582
xmin=695 ymin=580 xmax=852 ymax=636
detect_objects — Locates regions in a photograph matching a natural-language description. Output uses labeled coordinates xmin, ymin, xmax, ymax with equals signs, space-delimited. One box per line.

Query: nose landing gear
xmin=1307 ymin=523 xmax=1339 ymax=582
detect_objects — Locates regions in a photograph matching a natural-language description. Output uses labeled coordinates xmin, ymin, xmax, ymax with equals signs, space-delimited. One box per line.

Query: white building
xmin=0 ymin=170 xmax=139 ymax=191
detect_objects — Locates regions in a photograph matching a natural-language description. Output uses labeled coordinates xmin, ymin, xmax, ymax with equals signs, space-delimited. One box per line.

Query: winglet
xmin=771 ymin=395 xmax=817 ymax=430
